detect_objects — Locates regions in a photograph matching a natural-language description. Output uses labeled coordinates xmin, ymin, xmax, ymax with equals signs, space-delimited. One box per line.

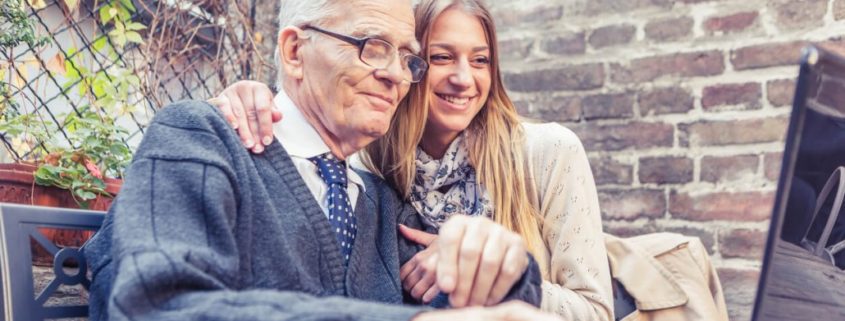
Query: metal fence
xmin=0 ymin=0 xmax=263 ymax=166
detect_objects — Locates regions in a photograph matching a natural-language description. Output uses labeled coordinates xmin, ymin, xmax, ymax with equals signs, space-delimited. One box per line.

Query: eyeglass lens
xmin=361 ymin=38 xmax=426 ymax=82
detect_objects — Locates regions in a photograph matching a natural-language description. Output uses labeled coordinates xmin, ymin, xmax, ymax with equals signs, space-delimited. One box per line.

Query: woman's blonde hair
xmin=361 ymin=0 xmax=547 ymax=270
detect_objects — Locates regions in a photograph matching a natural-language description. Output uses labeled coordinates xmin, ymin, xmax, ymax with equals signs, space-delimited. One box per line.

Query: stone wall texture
xmin=485 ymin=0 xmax=845 ymax=320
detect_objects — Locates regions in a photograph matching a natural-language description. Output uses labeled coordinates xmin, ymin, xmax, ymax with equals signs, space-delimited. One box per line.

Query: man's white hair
xmin=274 ymin=0 xmax=340 ymax=88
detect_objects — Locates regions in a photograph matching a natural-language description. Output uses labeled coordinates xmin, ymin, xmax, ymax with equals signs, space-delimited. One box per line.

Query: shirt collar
xmin=273 ymin=91 xmax=329 ymax=159
xmin=272 ymin=91 xmax=366 ymax=190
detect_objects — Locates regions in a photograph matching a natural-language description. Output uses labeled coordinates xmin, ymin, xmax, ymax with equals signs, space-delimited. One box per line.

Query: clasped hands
xmin=400 ymin=215 xmax=529 ymax=307
xmin=404 ymin=216 xmax=561 ymax=321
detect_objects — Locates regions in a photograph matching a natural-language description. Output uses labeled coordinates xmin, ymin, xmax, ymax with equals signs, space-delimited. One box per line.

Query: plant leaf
xmin=119 ymin=0 xmax=135 ymax=12
xmin=125 ymin=22 xmax=146 ymax=31
xmin=62 ymin=0 xmax=79 ymax=12
xmin=45 ymin=53 xmax=66 ymax=76
xmin=125 ymin=31 xmax=143 ymax=44
xmin=27 ymin=0 xmax=47 ymax=10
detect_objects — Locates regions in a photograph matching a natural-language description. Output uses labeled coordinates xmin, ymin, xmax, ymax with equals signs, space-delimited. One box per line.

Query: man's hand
xmin=207 ymin=80 xmax=281 ymax=153
xmin=399 ymin=225 xmax=441 ymax=303
xmin=401 ymin=216 xmax=530 ymax=308
xmin=411 ymin=301 xmax=561 ymax=321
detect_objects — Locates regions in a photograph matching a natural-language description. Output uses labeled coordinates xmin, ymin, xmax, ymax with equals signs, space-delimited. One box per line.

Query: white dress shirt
xmin=272 ymin=92 xmax=365 ymax=216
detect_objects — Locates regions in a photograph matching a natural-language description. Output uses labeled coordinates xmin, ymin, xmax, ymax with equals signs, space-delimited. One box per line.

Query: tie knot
xmin=309 ymin=154 xmax=348 ymax=187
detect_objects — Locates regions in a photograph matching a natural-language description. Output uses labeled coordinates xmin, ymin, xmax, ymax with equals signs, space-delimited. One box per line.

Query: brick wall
xmin=488 ymin=0 xmax=845 ymax=320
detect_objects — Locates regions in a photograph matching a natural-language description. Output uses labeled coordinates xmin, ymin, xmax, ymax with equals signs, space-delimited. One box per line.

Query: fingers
xmin=399 ymin=251 xmax=420 ymax=282
xmin=225 ymin=88 xmax=256 ymax=150
xmin=271 ymin=108 xmax=283 ymax=122
xmin=421 ymin=283 xmax=441 ymax=303
xmin=401 ymin=249 xmax=439 ymax=302
xmin=467 ymin=227 xmax=506 ymax=306
xmin=409 ymin=267 xmax=438 ymax=301
xmin=436 ymin=215 xmax=468 ymax=294
xmin=449 ymin=219 xmax=489 ymax=308
xmin=208 ymin=96 xmax=238 ymax=129
xmin=485 ymin=235 xmax=528 ymax=306
xmin=252 ymin=84 xmax=276 ymax=150
xmin=235 ymin=87 xmax=263 ymax=153
xmin=399 ymin=224 xmax=438 ymax=247
xmin=214 ymin=80 xmax=279 ymax=153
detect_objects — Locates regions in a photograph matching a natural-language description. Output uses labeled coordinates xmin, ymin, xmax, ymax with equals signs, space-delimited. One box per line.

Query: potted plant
xmin=1 ymin=0 xmax=269 ymax=263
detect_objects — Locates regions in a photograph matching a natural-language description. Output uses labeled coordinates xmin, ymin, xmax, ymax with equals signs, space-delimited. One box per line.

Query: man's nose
xmin=375 ymin=56 xmax=405 ymax=85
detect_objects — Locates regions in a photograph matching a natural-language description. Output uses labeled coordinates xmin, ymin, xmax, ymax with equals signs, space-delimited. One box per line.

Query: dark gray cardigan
xmin=84 ymin=100 xmax=541 ymax=321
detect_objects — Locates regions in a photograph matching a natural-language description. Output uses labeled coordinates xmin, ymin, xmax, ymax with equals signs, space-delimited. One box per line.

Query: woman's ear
xmin=277 ymin=27 xmax=307 ymax=80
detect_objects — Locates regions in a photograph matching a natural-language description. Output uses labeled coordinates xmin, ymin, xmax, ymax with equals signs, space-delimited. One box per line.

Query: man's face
xmin=298 ymin=0 xmax=416 ymax=145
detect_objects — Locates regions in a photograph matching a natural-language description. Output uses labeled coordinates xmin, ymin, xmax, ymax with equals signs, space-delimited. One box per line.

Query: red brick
xmin=719 ymin=228 xmax=767 ymax=259
xmin=679 ymin=117 xmax=788 ymax=147
xmin=669 ymin=190 xmax=774 ymax=221
xmin=764 ymin=152 xmax=784 ymax=181
xmin=836 ymin=0 xmax=845 ymax=21
xmin=766 ymin=79 xmax=796 ymax=107
xmin=639 ymin=156 xmax=694 ymax=184
xmin=704 ymin=11 xmax=758 ymax=34
xmin=717 ymin=268 xmax=760 ymax=321
xmin=611 ymin=51 xmax=725 ymax=83
xmin=602 ymin=223 xmax=660 ymax=238
xmin=664 ymin=226 xmax=717 ymax=254
xmin=505 ymin=64 xmax=604 ymax=92
xmin=701 ymin=82 xmax=762 ymax=111
xmin=540 ymin=32 xmax=586 ymax=56
xmin=731 ymin=41 xmax=807 ymax=70
xmin=570 ymin=122 xmax=674 ymax=151
xmin=770 ymin=0 xmax=827 ymax=31
xmin=589 ymin=24 xmax=636 ymax=49
xmin=638 ymin=87 xmax=694 ymax=115
xmin=590 ymin=156 xmax=633 ymax=185
xmin=701 ymin=155 xmax=759 ymax=183
xmin=645 ymin=16 xmax=693 ymax=42
xmin=499 ymin=38 xmax=533 ymax=61
xmin=514 ymin=95 xmax=581 ymax=123
xmin=598 ymin=188 xmax=665 ymax=220
xmin=574 ymin=0 xmax=674 ymax=16
xmin=492 ymin=5 xmax=563 ymax=28
xmin=582 ymin=92 xmax=635 ymax=120
xmin=602 ymin=218 xmax=661 ymax=237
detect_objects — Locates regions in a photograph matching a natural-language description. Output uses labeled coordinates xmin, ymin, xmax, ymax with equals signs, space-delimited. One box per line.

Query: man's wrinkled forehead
xmin=333 ymin=0 xmax=420 ymax=53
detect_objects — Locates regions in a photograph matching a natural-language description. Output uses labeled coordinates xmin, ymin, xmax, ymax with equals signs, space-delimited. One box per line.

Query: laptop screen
xmin=752 ymin=45 xmax=845 ymax=321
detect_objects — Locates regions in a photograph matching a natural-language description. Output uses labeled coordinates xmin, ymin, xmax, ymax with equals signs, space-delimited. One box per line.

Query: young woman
xmin=212 ymin=1 xmax=613 ymax=320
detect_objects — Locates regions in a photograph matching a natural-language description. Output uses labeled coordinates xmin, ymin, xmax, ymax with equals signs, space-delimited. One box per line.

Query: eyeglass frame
xmin=301 ymin=25 xmax=428 ymax=83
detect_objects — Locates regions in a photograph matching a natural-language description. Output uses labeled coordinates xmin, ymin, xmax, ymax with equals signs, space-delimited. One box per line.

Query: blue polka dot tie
xmin=309 ymin=154 xmax=357 ymax=264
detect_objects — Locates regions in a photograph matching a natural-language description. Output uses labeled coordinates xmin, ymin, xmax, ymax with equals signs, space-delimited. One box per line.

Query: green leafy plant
xmin=0 ymin=0 xmax=143 ymax=208
xmin=0 ymin=0 xmax=48 ymax=48
xmin=1 ymin=0 xmax=267 ymax=208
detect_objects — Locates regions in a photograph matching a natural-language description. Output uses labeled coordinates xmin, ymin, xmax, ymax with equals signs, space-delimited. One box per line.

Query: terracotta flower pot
xmin=0 ymin=163 xmax=122 ymax=265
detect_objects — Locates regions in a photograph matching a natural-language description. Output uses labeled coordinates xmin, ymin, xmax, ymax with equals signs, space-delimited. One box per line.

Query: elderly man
xmin=85 ymin=0 xmax=560 ymax=320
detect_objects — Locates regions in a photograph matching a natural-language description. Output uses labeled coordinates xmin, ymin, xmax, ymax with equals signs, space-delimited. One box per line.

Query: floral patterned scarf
xmin=409 ymin=133 xmax=493 ymax=228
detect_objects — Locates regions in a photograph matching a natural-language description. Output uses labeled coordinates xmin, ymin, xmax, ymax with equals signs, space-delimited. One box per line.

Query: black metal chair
xmin=0 ymin=203 xmax=104 ymax=320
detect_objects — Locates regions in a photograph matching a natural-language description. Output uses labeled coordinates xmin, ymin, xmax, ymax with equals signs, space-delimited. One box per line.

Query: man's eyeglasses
xmin=303 ymin=25 xmax=428 ymax=83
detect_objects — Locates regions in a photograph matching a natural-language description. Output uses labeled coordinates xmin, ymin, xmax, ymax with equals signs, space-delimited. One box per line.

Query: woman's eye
xmin=430 ymin=54 xmax=451 ymax=61
xmin=473 ymin=56 xmax=490 ymax=65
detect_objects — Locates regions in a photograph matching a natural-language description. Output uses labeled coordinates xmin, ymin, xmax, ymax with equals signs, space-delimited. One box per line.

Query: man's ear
xmin=278 ymin=27 xmax=307 ymax=80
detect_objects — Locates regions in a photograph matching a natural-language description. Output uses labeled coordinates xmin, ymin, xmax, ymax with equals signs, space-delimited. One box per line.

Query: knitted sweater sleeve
xmin=524 ymin=123 xmax=614 ymax=321
xmin=99 ymin=102 xmax=425 ymax=321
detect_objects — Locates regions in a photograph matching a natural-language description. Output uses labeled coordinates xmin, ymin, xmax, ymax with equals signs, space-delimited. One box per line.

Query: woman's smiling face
xmin=423 ymin=7 xmax=492 ymax=143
